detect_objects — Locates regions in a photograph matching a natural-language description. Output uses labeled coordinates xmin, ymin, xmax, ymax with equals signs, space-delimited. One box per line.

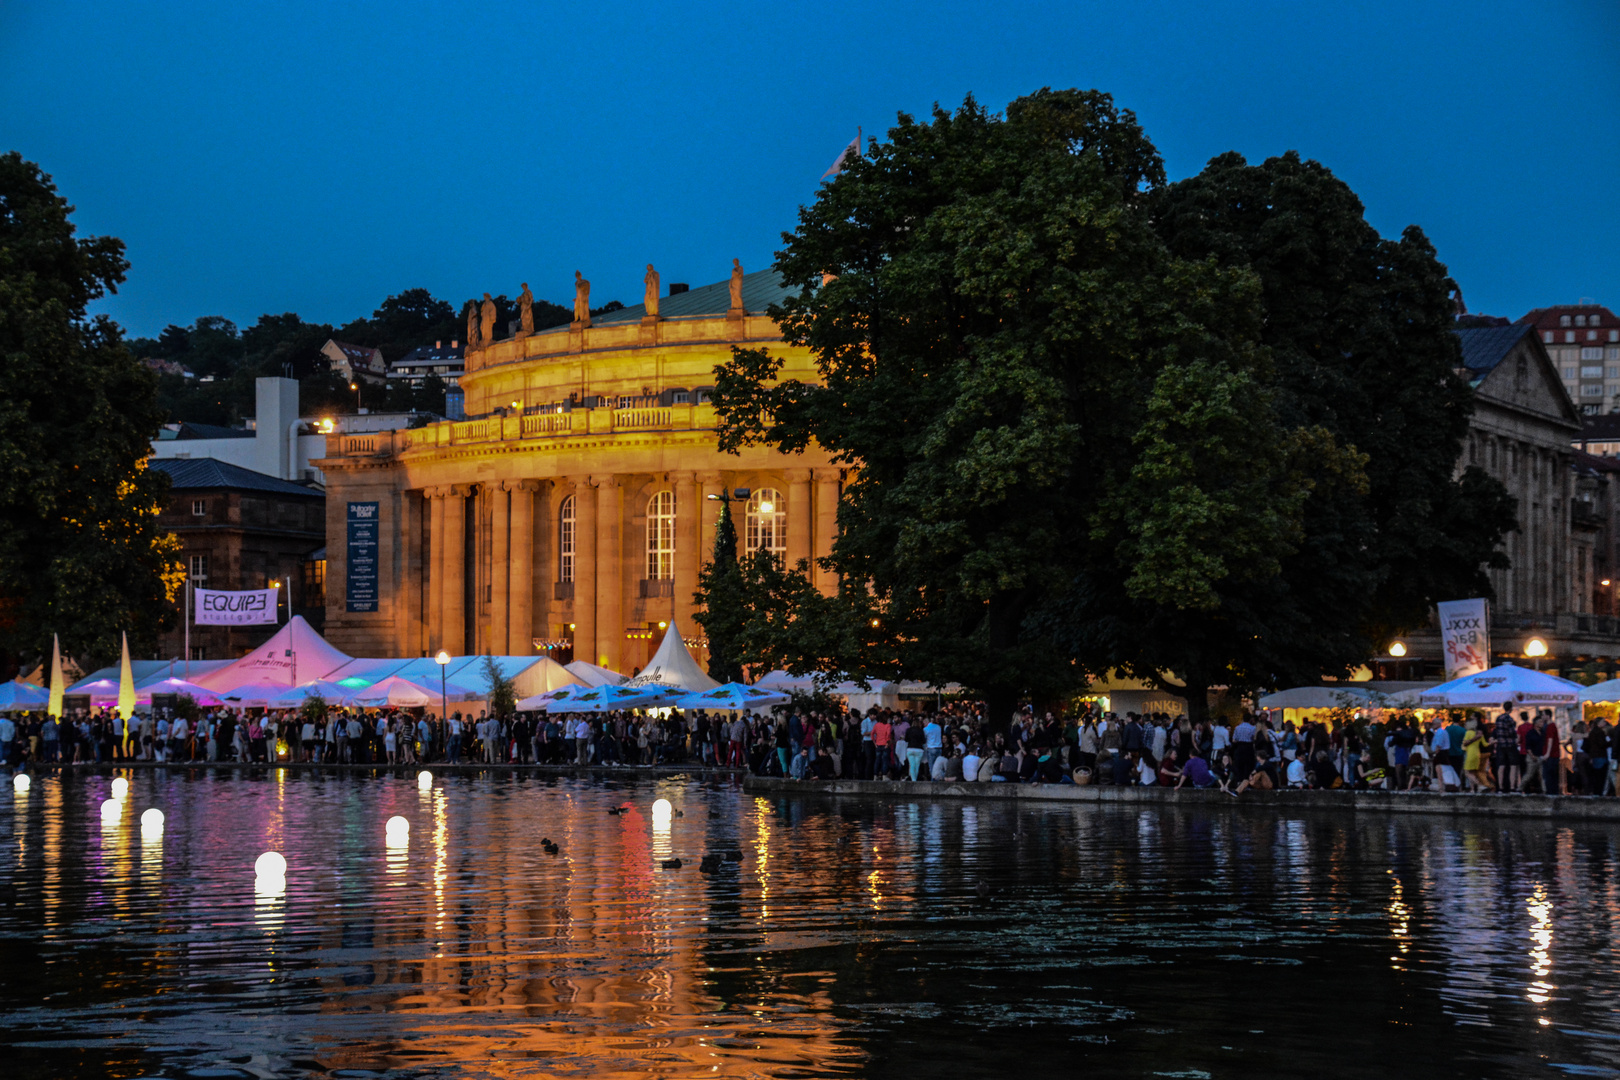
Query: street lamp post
xmin=350 ymin=380 xmax=362 ymax=412
xmin=1525 ymin=637 xmax=1548 ymax=671
xmin=435 ymin=649 xmax=450 ymax=727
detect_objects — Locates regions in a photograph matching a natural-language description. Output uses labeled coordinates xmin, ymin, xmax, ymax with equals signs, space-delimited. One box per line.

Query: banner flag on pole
xmin=821 ymin=130 xmax=861 ymax=179
xmin=1437 ymin=598 xmax=1491 ymax=681
xmin=195 ymin=588 xmax=280 ymax=625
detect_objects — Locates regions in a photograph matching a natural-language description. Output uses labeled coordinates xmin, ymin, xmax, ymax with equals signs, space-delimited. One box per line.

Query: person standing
xmin=1540 ymin=711 xmax=1563 ymax=794
xmin=871 ymin=713 xmax=894 ymax=779
xmin=1491 ymin=701 xmax=1519 ymax=792
xmin=923 ymin=715 xmax=944 ymax=778
xmin=1232 ymin=713 xmax=1257 ymax=786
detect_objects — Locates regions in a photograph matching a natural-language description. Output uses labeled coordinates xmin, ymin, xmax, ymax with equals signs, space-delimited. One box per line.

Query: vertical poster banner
xmin=1437 ymin=598 xmax=1490 ymax=680
xmin=346 ymin=501 xmax=380 ymax=613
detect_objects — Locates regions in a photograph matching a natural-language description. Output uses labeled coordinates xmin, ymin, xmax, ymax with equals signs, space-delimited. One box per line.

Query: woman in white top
xmin=384 ymin=719 xmax=398 ymax=764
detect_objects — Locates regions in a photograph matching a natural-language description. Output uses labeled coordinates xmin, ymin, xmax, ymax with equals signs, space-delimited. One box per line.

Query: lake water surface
xmin=2 ymin=768 xmax=1619 ymax=1078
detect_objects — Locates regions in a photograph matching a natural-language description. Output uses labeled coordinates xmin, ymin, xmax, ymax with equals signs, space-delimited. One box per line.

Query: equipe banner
xmin=1437 ymin=598 xmax=1490 ymax=681
xmin=196 ymin=588 xmax=279 ymax=625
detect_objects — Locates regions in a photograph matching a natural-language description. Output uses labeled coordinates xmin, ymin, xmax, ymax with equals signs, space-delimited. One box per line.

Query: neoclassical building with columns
xmin=316 ymin=267 xmax=841 ymax=673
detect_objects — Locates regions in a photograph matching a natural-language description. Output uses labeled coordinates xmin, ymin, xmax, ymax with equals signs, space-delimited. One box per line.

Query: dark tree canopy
xmin=711 ymin=92 xmax=1512 ymax=718
xmin=0 ymin=151 xmax=182 ymax=672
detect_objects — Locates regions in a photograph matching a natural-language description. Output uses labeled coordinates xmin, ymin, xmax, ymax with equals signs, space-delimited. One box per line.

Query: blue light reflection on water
xmin=2 ymin=769 xmax=1620 ymax=1078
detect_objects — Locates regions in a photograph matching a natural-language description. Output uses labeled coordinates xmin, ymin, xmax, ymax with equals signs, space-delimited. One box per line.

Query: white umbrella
xmin=222 ymin=681 xmax=300 ymax=709
xmin=544 ymin=684 xmax=675 ymax=713
xmin=1578 ymin=680 xmax=1620 ymax=704
xmin=517 ymin=685 xmax=588 ymax=711
xmin=1419 ymin=663 xmax=1581 ymax=708
xmin=1258 ymin=686 xmax=1375 ymax=710
xmin=265 ymin=679 xmax=352 ymax=708
xmin=673 ymin=682 xmax=791 ymax=711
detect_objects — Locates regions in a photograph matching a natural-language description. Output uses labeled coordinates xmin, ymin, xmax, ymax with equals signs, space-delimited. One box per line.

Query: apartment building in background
xmin=1522 ymin=303 xmax=1620 ymax=415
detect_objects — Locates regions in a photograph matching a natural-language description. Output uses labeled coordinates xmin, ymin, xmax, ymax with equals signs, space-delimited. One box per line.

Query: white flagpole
xmin=184 ymin=578 xmax=191 ymax=679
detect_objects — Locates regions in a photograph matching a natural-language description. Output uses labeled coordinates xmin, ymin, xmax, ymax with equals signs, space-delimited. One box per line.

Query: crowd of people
xmin=3 ymin=696 xmax=1620 ymax=799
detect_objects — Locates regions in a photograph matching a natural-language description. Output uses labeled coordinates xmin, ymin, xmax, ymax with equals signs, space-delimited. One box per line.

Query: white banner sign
xmin=195 ymin=588 xmax=279 ymax=626
xmin=1437 ymin=598 xmax=1490 ymax=681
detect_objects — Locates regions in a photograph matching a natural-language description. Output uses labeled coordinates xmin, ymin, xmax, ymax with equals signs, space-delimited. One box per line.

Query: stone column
xmin=786 ymin=468 xmax=812 ymax=571
xmin=426 ymin=488 xmax=445 ymax=652
xmin=813 ymin=468 xmax=841 ymax=595
xmin=508 ymin=480 xmax=537 ymax=655
xmin=594 ymin=475 xmax=623 ymax=673
xmin=489 ymin=482 xmax=510 ymax=655
xmin=673 ymin=471 xmax=698 ymax=634
xmin=572 ymin=477 xmax=596 ymax=669
xmin=441 ymin=485 xmax=469 ymax=654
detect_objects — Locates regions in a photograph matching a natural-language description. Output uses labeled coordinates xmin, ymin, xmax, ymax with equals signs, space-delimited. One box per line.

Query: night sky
xmin=3 ymin=0 xmax=1615 ymax=337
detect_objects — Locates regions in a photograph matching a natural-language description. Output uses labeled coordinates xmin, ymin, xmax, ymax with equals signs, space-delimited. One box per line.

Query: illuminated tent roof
xmin=194 ymin=616 xmax=355 ymax=690
xmin=623 ymin=622 xmax=719 ymax=693
xmin=565 ymin=660 xmax=627 ymax=687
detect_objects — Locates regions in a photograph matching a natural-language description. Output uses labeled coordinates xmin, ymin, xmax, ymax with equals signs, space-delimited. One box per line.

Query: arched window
xmin=646 ymin=490 xmax=675 ymax=580
xmin=746 ymin=488 xmax=786 ymax=559
xmin=558 ymin=495 xmax=575 ymax=582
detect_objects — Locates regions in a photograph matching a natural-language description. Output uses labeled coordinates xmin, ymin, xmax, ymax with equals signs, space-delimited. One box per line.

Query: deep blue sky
xmin=3 ymin=0 xmax=1615 ymax=338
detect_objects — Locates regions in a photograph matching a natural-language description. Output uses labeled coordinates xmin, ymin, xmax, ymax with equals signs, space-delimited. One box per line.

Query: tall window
xmin=646 ymin=491 xmax=675 ymax=579
xmin=188 ymin=554 xmax=208 ymax=588
xmin=746 ymin=488 xmax=786 ymax=559
xmin=558 ymin=495 xmax=575 ymax=582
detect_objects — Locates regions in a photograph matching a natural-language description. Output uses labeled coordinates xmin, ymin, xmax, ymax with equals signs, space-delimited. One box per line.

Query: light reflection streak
xmin=1388 ymin=872 xmax=1410 ymax=967
xmin=1527 ymin=883 xmax=1554 ymax=1006
xmin=753 ymin=797 xmax=772 ymax=922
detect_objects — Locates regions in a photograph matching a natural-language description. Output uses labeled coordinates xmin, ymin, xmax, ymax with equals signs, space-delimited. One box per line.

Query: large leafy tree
xmin=0 ymin=152 xmax=183 ymax=672
xmin=713 ymin=91 xmax=1321 ymax=720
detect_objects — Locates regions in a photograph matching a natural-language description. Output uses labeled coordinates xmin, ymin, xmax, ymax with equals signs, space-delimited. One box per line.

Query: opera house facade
xmin=317 ymin=267 xmax=840 ymax=675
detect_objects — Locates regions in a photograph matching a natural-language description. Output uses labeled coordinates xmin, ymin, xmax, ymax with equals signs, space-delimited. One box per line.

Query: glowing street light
xmin=1525 ymin=637 xmax=1549 ymax=670
xmin=1388 ymin=641 xmax=1407 ymax=658
xmin=435 ymin=649 xmax=451 ymax=724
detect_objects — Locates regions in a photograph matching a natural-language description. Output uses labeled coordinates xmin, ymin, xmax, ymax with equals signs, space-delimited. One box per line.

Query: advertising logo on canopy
xmin=195 ymin=588 xmax=279 ymax=625
xmin=1437 ymin=598 xmax=1490 ymax=681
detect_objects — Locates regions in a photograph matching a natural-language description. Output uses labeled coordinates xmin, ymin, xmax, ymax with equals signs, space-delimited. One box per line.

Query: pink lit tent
xmin=193 ymin=616 xmax=355 ymax=692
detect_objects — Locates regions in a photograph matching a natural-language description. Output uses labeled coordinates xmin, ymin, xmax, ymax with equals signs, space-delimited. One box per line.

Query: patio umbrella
xmin=673 ymin=682 xmax=791 ymax=711
xmin=516 ymin=685 xmax=589 ymax=711
xmin=0 ymin=680 xmax=49 ymax=711
xmin=1578 ymin=680 xmax=1620 ymax=704
xmin=1418 ymin=663 xmax=1581 ymax=708
xmin=544 ymin=684 xmax=675 ymax=713
xmin=1258 ymin=686 xmax=1374 ymax=710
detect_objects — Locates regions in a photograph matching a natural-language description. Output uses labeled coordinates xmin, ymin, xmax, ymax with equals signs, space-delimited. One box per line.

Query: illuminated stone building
xmin=316 ymin=268 xmax=841 ymax=673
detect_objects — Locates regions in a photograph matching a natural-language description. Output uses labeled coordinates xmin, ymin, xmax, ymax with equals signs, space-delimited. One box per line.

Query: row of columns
xmin=421 ymin=469 xmax=840 ymax=667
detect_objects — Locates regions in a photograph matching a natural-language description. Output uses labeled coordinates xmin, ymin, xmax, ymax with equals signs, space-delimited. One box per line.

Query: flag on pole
xmin=821 ymin=130 xmax=861 ymax=180
xmin=117 ymin=631 xmax=136 ymax=724
xmin=47 ymin=633 xmax=63 ymax=719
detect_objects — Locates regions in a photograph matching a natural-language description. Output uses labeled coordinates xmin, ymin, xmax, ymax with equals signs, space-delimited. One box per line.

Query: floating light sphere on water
xmin=255 ymin=851 xmax=287 ymax=878
xmin=417 ymin=770 xmax=432 ymax=790
xmin=12 ymin=773 xmax=29 ymax=792
xmin=100 ymin=798 xmax=122 ymax=820
xmin=652 ymin=798 xmax=673 ymax=820
xmin=141 ymin=808 xmax=164 ymax=829
xmin=111 ymin=777 xmax=129 ymax=800
xmin=386 ymin=815 xmax=410 ymax=837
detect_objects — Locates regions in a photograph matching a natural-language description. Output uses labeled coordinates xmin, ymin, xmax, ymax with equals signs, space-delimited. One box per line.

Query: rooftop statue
xmin=574 ymin=271 xmax=591 ymax=327
xmin=729 ymin=259 xmax=744 ymax=315
xmin=519 ymin=283 xmax=534 ymax=336
xmin=644 ymin=264 xmax=660 ymax=318
xmin=480 ymin=293 xmax=497 ymax=345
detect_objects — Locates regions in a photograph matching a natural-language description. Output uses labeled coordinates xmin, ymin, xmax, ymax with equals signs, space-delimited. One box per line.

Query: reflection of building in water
xmin=302 ymin=781 xmax=856 ymax=1077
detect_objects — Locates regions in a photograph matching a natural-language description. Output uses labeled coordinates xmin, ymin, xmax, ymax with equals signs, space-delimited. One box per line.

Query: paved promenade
xmin=742 ymin=774 xmax=1620 ymax=822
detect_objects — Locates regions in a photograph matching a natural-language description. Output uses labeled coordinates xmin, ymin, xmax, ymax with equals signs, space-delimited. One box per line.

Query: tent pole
xmin=184 ymin=578 xmax=191 ymax=680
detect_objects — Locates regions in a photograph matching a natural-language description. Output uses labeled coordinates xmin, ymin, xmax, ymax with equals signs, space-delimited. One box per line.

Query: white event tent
xmin=622 ymin=623 xmax=720 ymax=693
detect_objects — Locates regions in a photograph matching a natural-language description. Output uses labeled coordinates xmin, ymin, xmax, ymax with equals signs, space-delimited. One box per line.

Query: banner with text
xmin=346 ymin=501 xmax=380 ymax=613
xmin=1438 ymin=598 xmax=1490 ymax=681
xmin=195 ymin=588 xmax=279 ymax=625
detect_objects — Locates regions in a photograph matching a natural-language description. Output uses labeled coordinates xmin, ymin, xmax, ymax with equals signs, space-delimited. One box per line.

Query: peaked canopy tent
xmin=194 ymin=616 xmax=357 ymax=691
xmin=565 ymin=660 xmax=627 ymax=687
xmin=343 ymin=676 xmax=471 ymax=709
xmin=0 ymin=680 xmax=49 ymax=711
xmin=1419 ymin=664 xmax=1582 ymax=708
xmin=623 ymin=623 xmax=720 ymax=693
xmin=136 ymin=677 xmax=223 ymax=707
